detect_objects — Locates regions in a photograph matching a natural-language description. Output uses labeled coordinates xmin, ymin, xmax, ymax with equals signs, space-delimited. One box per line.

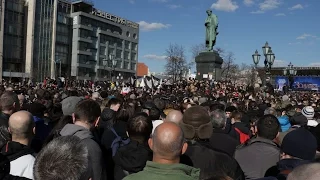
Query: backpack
xmin=110 ymin=128 xmax=130 ymax=156
xmin=234 ymin=128 xmax=250 ymax=144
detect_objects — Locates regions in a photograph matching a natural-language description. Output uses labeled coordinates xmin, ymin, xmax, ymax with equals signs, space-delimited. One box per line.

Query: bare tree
xmin=165 ymin=44 xmax=188 ymax=82
xmin=221 ymin=51 xmax=238 ymax=80
xmin=190 ymin=43 xmax=206 ymax=59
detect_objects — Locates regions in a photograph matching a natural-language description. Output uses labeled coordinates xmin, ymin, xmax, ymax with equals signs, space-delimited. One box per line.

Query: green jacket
xmin=123 ymin=161 xmax=200 ymax=180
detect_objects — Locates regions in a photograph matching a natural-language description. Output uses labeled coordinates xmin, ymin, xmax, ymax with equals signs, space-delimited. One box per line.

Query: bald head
xmin=165 ymin=110 xmax=183 ymax=125
xmin=150 ymin=122 xmax=186 ymax=160
xmin=288 ymin=163 xmax=320 ymax=180
xmin=9 ymin=111 xmax=35 ymax=140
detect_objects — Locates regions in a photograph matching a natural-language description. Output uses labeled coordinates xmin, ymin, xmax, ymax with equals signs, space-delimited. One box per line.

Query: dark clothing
xmin=181 ymin=141 xmax=244 ymax=180
xmin=233 ymin=122 xmax=251 ymax=135
xmin=264 ymin=159 xmax=312 ymax=180
xmin=235 ymin=137 xmax=280 ymax=180
xmin=1 ymin=141 xmax=34 ymax=162
xmin=290 ymin=112 xmax=308 ymax=126
xmin=0 ymin=112 xmax=11 ymax=148
xmin=113 ymin=140 xmax=152 ymax=180
xmin=60 ymin=124 xmax=106 ymax=180
xmin=101 ymin=121 xmax=128 ymax=180
xmin=2 ymin=175 xmax=31 ymax=180
xmin=209 ymin=129 xmax=240 ymax=156
xmin=31 ymin=116 xmax=53 ymax=153
xmin=224 ymin=118 xmax=240 ymax=142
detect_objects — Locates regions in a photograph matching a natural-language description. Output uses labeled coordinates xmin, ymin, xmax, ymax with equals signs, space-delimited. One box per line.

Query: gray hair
xmin=210 ymin=109 xmax=227 ymax=129
xmin=264 ymin=107 xmax=277 ymax=116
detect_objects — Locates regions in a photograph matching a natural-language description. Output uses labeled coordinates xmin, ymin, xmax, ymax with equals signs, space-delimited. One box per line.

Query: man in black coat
xmin=180 ymin=106 xmax=244 ymax=180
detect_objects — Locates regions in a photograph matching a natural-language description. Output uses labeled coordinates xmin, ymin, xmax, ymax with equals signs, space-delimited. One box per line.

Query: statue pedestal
xmin=195 ymin=51 xmax=223 ymax=80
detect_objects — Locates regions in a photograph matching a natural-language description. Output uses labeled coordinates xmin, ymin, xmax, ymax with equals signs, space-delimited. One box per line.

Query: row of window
xmin=81 ymin=16 xmax=122 ymax=35
xmin=5 ymin=0 xmax=25 ymax=13
xmin=5 ymin=11 xmax=24 ymax=24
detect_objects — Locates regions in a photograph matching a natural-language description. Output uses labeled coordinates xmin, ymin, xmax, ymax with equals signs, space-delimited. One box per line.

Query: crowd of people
xmin=0 ymin=79 xmax=320 ymax=180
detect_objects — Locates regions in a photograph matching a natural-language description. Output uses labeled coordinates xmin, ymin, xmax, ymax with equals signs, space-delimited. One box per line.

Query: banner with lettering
xmin=274 ymin=77 xmax=289 ymax=91
xmin=293 ymin=77 xmax=320 ymax=91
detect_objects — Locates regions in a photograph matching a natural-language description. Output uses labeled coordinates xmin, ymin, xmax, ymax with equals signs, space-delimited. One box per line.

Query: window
xmin=116 ymin=49 xmax=122 ymax=59
xmin=79 ymin=42 xmax=90 ymax=51
xmin=116 ymin=39 xmax=123 ymax=48
xmin=131 ymin=53 xmax=136 ymax=61
xmin=100 ymin=47 xmax=106 ymax=55
xmin=131 ymin=63 xmax=136 ymax=71
xmin=125 ymin=41 xmax=130 ymax=49
xmin=132 ymin=43 xmax=138 ymax=51
xmin=124 ymin=51 xmax=129 ymax=60
xmin=126 ymin=31 xmax=130 ymax=37
xmin=133 ymin=33 xmax=137 ymax=39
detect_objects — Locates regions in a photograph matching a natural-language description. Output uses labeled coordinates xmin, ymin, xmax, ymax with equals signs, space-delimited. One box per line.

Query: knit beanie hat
xmin=281 ymin=128 xmax=317 ymax=160
xmin=61 ymin=96 xmax=83 ymax=116
xmin=302 ymin=106 xmax=315 ymax=120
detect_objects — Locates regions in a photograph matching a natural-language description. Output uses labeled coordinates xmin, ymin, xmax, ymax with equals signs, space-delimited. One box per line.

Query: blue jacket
xmin=278 ymin=116 xmax=291 ymax=132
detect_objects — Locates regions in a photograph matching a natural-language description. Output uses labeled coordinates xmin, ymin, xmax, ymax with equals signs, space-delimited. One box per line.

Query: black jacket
xmin=209 ymin=129 xmax=240 ymax=157
xmin=224 ymin=118 xmax=240 ymax=142
xmin=0 ymin=142 xmax=34 ymax=162
xmin=290 ymin=112 xmax=308 ymax=126
xmin=101 ymin=121 xmax=128 ymax=180
xmin=113 ymin=140 xmax=152 ymax=180
xmin=0 ymin=112 xmax=11 ymax=148
xmin=181 ymin=140 xmax=244 ymax=180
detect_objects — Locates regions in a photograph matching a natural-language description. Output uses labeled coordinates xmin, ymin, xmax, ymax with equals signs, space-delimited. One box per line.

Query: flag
xmin=144 ymin=76 xmax=153 ymax=89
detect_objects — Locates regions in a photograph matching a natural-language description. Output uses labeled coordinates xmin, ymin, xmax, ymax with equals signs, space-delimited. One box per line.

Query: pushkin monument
xmin=195 ymin=10 xmax=223 ymax=80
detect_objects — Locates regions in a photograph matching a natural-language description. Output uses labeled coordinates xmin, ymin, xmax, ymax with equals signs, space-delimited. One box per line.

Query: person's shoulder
xmin=123 ymin=171 xmax=146 ymax=180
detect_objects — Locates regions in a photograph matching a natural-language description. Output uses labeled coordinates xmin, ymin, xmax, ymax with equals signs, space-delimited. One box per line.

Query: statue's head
xmin=206 ymin=10 xmax=212 ymax=15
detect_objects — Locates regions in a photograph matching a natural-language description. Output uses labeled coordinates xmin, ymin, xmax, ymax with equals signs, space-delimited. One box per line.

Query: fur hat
xmin=302 ymin=106 xmax=315 ymax=120
xmin=180 ymin=106 xmax=212 ymax=140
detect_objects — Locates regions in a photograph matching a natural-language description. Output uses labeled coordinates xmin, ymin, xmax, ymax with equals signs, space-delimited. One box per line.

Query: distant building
xmin=0 ymin=0 xmax=139 ymax=82
xmin=137 ymin=62 xmax=148 ymax=77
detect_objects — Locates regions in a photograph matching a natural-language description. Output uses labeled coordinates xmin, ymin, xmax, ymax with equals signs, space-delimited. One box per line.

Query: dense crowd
xmin=0 ymin=79 xmax=320 ymax=180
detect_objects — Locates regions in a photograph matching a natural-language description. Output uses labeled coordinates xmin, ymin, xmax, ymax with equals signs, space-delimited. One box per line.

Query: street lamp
xmin=252 ymin=50 xmax=261 ymax=67
xmin=252 ymin=42 xmax=276 ymax=86
xmin=283 ymin=62 xmax=297 ymax=90
xmin=109 ymin=53 xmax=117 ymax=82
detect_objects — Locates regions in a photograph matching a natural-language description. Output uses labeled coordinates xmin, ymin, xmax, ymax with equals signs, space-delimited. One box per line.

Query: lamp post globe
xmin=252 ymin=50 xmax=261 ymax=66
xmin=262 ymin=42 xmax=270 ymax=56
xmin=266 ymin=49 xmax=275 ymax=65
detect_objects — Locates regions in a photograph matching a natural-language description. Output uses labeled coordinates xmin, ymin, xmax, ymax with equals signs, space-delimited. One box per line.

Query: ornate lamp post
xmin=283 ymin=62 xmax=297 ymax=90
xmin=252 ymin=42 xmax=276 ymax=86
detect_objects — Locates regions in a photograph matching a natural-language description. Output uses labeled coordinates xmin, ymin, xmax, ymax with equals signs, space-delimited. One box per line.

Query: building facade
xmin=137 ymin=62 xmax=149 ymax=77
xmin=0 ymin=0 xmax=139 ymax=82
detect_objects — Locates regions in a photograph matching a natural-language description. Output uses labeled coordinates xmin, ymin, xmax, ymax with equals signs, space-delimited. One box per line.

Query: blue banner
xmin=293 ymin=77 xmax=320 ymax=91
xmin=274 ymin=76 xmax=289 ymax=91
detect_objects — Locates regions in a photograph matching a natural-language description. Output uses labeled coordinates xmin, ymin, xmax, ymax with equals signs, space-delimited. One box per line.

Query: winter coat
xmin=278 ymin=116 xmax=291 ymax=132
xmin=123 ymin=161 xmax=200 ymax=180
xmin=101 ymin=121 xmax=128 ymax=180
xmin=235 ymin=137 xmax=280 ymax=180
xmin=60 ymin=124 xmax=106 ymax=180
xmin=209 ymin=128 xmax=240 ymax=157
xmin=181 ymin=141 xmax=244 ymax=180
xmin=113 ymin=140 xmax=152 ymax=180
xmin=1 ymin=141 xmax=35 ymax=179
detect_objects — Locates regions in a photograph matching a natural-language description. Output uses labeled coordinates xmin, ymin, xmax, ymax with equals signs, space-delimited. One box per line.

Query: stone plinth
xmin=195 ymin=51 xmax=223 ymax=80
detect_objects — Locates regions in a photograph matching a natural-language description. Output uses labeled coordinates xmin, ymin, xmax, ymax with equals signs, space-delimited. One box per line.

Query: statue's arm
xmin=213 ymin=15 xmax=218 ymax=27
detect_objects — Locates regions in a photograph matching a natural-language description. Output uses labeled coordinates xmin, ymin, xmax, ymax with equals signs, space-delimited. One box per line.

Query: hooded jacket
xmin=113 ymin=140 xmax=153 ymax=180
xmin=60 ymin=124 xmax=106 ymax=180
xmin=278 ymin=116 xmax=291 ymax=132
xmin=235 ymin=137 xmax=280 ymax=180
xmin=1 ymin=141 xmax=35 ymax=179
xmin=123 ymin=161 xmax=200 ymax=180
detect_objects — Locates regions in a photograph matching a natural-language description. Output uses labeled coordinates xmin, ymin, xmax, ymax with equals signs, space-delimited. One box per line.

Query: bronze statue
xmin=205 ymin=10 xmax=219 ymax=52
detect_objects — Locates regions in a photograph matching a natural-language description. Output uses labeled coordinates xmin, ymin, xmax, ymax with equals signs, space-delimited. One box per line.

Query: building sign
xmin=91 ymin=8 xmax=139 ymax=29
